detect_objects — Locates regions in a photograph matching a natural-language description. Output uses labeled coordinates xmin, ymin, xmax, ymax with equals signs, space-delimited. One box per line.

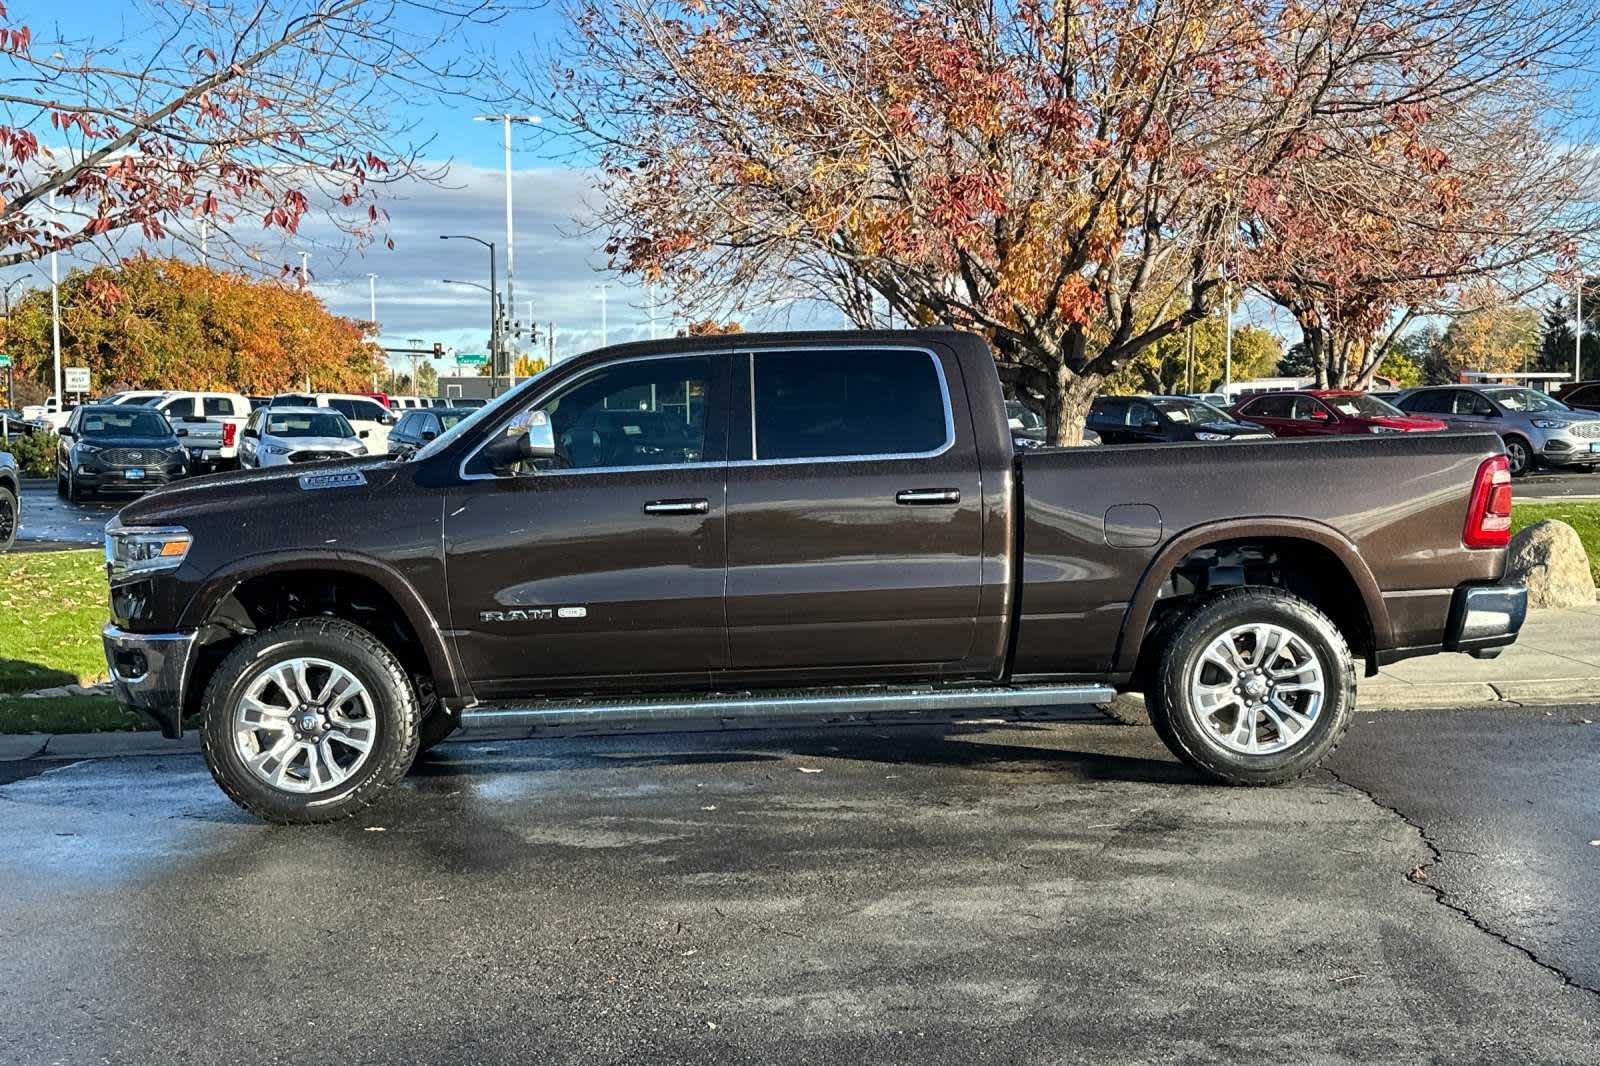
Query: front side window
xmin=1482 ymin=387 xmax=1566 ymax=414
xmin=1325 ymin=394 xmax=1403 ymax=418
xmin=752 ymin=348 xmax=948 ymax=460
xmin=1150 ymin=398 xmax=1228 ymax=424
xmin=468 ymin=356 xmax=711 ymax=475
xmin=1124 ymin=400 xmax=1160 ymax=428
xmin=1243 ymin=395 xmax=1293 ymax=418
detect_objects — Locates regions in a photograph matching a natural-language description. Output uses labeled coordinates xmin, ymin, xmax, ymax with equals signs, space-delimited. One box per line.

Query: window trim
xmin=733 ymin=345 xmax=956 ymax=467
xmin=457 ymin=350 xmax=723 ymax=481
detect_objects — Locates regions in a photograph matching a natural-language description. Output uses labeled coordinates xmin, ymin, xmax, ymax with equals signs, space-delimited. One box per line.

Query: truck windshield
xmin=267 ymin=412 xmax=355 ymax=438
xmin=409 ymin=364 xmax=561 ymax=462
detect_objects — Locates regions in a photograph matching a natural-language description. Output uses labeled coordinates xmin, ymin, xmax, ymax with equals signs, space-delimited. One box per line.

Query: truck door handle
xmin=895 ymin=488 xmax=961 ymax=506
xmin=643 ymin=498 xmax=710 ymax=515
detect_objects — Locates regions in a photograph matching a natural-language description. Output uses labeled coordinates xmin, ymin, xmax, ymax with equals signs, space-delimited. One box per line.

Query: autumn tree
xmin=1238 ymin=3 xmax=1600 ymax=388
xmin=0 ymin=1 xmax=509 ymax=270
xmin=1426 ymin=303 xmax=1541 ymax=382
xmin=4 ymin=257 xmax=380 ymax=392
xmin=543 ymin=0 xmax=1600 ymax=440
xmin=1107 ymin=319 xmax=1282 ymax=397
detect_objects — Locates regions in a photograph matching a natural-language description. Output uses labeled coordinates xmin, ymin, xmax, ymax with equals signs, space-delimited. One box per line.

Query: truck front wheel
xmin=1150 ymin=588 xmax=1355 ymax=785
xmin=200 ymin=618 xmax=421 ymax=824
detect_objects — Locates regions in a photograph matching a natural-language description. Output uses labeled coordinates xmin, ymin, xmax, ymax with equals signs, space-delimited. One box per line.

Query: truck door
xmin=444 ymin=353 xmax=730 ymax=698
xmin=723 ymin=344 xmax=983 ymax=679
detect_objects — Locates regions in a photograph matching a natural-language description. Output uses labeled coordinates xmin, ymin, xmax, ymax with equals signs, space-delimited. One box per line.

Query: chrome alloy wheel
xmin=1188 ymin=623 xmax=1325 ymax=756
xmin=232 ymin=657 xmax=377 ymax=793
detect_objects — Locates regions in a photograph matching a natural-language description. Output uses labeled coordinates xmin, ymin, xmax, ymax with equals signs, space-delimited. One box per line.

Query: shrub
xmin=2 ymin=429 xmax=58 ymax=477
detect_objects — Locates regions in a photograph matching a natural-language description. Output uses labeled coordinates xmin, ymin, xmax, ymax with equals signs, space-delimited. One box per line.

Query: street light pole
xmin=475 ymin=114 xmax=541 ymax=368
xmin=599 ymin=283 xmax=609 ymax=347
xmin=49 ymin=190 xmax=62 ymax=413
xmin=1577 ymin=275 xmax=1585 ymax=385
xmin=441 ymin=234 xmax=501 ymax=395
xmin=298 ymin=251 xmax=310 ymax=287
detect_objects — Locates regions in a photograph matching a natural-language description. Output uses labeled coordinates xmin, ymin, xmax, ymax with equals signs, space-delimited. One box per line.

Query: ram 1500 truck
xmin=100 ymin=330 xmax=1526 ymax=823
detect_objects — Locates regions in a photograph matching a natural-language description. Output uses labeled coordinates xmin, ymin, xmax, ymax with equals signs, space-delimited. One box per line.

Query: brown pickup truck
xmin=100 ymin=330 xmax=1525 ymax=823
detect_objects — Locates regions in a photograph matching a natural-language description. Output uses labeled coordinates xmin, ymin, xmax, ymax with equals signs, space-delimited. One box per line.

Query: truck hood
xmin=114 ymin=454 xmax=399 ymax=528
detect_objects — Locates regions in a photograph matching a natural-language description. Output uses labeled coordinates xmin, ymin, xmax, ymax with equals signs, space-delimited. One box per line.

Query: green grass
xmin=0 ymin=548 xmax=136 ymax=734
xmin=1512 ymin=502 xmax=1600 ymax=583
xmin=0 ymin=696 xmax=143 ymax=734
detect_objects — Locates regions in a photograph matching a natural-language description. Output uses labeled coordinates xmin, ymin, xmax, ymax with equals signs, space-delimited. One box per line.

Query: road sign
xmin=456 ymin=352 xmax=488 ymax=366
xmin=0 ymin=354 xmax=10 ymax=368
xmin=65 ymin=367 xmax=91 ymax=392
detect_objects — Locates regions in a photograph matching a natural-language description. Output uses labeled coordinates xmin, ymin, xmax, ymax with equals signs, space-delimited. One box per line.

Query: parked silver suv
xmin=1394 ymin=385 xmax=1600 ymax=476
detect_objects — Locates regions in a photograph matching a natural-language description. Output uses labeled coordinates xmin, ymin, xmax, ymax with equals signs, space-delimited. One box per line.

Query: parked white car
xmin=269 ymin=393 xmax=393 ymax=453
xmin=114 ymin=391 xmax=251 ymax=468
xmin=239 ymin=407 xmax=369 ymax=468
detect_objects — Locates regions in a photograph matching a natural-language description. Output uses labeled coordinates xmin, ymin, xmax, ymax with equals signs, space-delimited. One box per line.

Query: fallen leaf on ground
xmin=363 ymin=826 xmax=387 ymax=833
xmin=797 ymin=766 xmax=823 ymax=774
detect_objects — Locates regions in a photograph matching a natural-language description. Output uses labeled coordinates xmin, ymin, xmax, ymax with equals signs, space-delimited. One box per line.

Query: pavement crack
xmin=1325 ymin=766 xmax=1600 ymax=1002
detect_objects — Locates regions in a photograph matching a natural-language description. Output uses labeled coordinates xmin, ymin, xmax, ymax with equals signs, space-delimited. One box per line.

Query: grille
xmin=101 ymin=448 xmax=171 ymax=467
xmin=289 ymin=450 xmax=345 ymax=463
xmin=1568 ymin=421 xmax=1600 ymax=439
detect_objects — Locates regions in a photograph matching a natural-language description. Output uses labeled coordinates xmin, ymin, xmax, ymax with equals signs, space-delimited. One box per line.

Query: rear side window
xmin=752 ymin=348 xmax=948 ymax=461
xmin=161 ymin=396 xmax=198 ymax=418
xmin=1242 ymin=395 xmax=1293 ymax=418
xmin=1089 ymin=398 xmax=1128 ymax=425
xmin=203 ymin=397 xmax=235 ymax=417
xmin=394 ymin=412 xmax=418 ymax=436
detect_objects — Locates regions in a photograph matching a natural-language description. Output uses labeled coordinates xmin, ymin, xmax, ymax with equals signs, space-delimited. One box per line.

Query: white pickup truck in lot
xmin=109 ymin=391 xmax=251 ymax=470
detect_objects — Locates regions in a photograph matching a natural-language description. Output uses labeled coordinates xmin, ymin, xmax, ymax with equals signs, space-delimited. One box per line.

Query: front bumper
xmin=1443 ymin=584 xmax=1527 ymax=660
xmin=1538 ymin=435 xmax=1600 ymax=465
xmin=75 ymin=466 xmax=186 ymax=492
xmin=102 ymin=624 xmax=198 ymax=738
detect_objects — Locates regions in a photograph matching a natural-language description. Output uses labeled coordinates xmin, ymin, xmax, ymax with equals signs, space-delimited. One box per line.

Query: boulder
xmin=1506 ymin=519 xmax=1596 ymax=609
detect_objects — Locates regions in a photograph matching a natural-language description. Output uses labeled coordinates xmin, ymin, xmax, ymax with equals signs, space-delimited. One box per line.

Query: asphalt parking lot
xmin=2 ymin=707 xmax=1596 ymax=1064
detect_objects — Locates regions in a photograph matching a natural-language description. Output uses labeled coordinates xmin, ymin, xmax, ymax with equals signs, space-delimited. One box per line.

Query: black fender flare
xmin=1111 ymin=517 xmax=1391 ymax=675
xmin=177 ymin=550 xmax=468 ymax=700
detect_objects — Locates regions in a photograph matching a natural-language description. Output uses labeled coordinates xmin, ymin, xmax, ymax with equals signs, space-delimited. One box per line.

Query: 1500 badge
xmin=480 ymin=606 xmax=588 ymax=622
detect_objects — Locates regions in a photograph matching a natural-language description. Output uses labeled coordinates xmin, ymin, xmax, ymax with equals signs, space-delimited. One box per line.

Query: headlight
xmin=105 ymin=518 xmax=192 ymax=582
xmin=1194 ymin=431 xmax=1232 ymax=441
xmin=1531 ymin=419 xmax=1571 ymax=430
xmin=1368 ymin=425 xmax=1403 ymax=434
xmin=263 ymin=443 xmax=292 ymax=455
xmin=76 ymin=443 xmax=104 ymax=455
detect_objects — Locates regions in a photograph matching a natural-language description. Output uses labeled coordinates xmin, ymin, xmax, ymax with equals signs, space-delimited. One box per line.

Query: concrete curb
xmin=7 ymin=680 xmax=1600 ymax=762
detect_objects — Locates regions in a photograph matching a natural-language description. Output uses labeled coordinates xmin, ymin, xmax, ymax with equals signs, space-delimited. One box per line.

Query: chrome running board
xmin=459 ymin=683 xmax=1117 ymax=732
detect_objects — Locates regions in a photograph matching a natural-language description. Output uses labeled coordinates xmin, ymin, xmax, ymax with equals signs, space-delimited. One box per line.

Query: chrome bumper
xmin=1443 ymin=585 xmax=1527 ymax=660
xmin=102 ymin=624 xmax=199 ymax=738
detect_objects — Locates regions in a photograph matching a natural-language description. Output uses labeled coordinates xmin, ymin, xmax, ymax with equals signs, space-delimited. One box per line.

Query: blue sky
xmin=10 ymin=0 xmax=1582 ymax=378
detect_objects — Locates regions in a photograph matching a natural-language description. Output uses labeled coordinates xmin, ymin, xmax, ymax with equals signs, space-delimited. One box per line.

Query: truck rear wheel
xmin=1149 ymin=588 xmax=1354 ymax=785
xmin=200 ymin=618 xmax=421 ymax=824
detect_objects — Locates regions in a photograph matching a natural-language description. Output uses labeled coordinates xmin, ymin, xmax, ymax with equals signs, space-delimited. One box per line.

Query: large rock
xmin=1506 ymin=519 xmax=1596 ymax=609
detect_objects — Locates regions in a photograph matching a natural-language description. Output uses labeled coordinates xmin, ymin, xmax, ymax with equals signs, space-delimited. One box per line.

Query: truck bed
xmin=1012 ymin=431 xmax=1509 ymax=678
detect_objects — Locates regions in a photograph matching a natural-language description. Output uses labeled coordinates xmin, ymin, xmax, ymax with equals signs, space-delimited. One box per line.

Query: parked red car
xmin=1230 ymin=390 xmax=1448 ymax=437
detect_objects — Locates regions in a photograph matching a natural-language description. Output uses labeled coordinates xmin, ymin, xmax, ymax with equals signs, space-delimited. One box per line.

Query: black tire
xmin=1502 ymin=435 xmax=1532 ymax=477
xmin=200 ymin=617 xmax=421 ymax=824
xmin=0 ymin=485 xmax=16 ymax=552
xmin=1148 ymin=588 xmax=1355 ymax=786
xmin=55 ymin=473 xmax=66 ymax=497
xmin=66 ymin=472 xmax=84 ymax=502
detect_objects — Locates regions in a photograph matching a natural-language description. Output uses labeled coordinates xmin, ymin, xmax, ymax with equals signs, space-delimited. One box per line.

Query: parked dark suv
xmin=387 ymin=407 xmax=474 ymax=458
xmin=56 ymin=405 xmax=189 ymax=500
xmin=1088 ymin=395 xmax=1274 ymax=444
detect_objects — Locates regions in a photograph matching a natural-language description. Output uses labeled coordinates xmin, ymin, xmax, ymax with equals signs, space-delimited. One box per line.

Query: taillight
xmin=1463 ymin=454 xmax=1513 ymax=549
xmin=223 ymin=422 xmax=237 ymax=447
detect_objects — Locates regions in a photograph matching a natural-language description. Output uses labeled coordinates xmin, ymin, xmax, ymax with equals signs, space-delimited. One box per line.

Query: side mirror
xmin=1310 ymin=409 xmax=1332 ymax=421
xmin=175 ymin=428 xmax=188 ymax=437
xmin=359 ymin=429 xmax=370 ymax=439
xmin=59 ymin=428 xmax=73 ymax=440
xmin=420 ymin=430 xmax=438 ymax=442
xmin=1141 ymin=416 xmax=1160 ymax=430
xmin=483 ymin=410 xmax=557 ymax=470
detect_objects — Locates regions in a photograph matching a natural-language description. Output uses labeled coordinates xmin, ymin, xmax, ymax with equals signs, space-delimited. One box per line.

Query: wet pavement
xmin=14 ymin=481 xmax=122 ymax=546
xmin=1 ymin=709 xmax=1597 ymax=1063
xmin=1517 ymin=468 xmax=1600 ymax=500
